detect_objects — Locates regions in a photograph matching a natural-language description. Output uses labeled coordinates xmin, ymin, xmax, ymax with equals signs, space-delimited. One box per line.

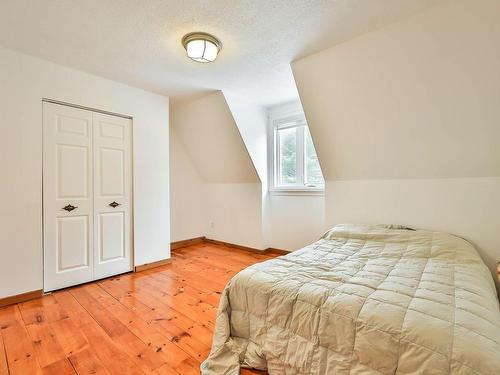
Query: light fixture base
xmin=181 ymin=32 xmax=222 ymax=51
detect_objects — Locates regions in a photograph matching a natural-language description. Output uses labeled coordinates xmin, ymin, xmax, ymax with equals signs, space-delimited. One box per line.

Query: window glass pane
xmin=278 ymin=127 xmax=297 ymax=185
xmin=305 ymin=127 xmax=324 ymax=185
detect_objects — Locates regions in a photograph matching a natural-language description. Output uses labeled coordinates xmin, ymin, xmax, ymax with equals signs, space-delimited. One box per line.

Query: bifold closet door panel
xmin=43 ymin=102 xmax=94 ymax=291
xmin=92 ymin=112 xmax=133 ymax=279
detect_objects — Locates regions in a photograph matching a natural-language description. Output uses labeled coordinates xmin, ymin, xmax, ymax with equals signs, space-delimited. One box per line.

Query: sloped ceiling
xmin=171 ymin=91 xmax=259 ymax=183
xmin=292 ymin=0 xmax=500 ymax=181
xmin=223 ymin=92 xmax=268 ymax=186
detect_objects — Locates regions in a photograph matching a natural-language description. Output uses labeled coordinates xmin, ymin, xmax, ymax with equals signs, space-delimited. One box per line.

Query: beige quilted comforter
xmin=201 ymin=224 xmax=500 ymax=375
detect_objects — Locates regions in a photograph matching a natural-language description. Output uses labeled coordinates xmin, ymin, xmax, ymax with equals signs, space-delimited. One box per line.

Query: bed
xmin=201 ymin=224 xmax=500 ymax=374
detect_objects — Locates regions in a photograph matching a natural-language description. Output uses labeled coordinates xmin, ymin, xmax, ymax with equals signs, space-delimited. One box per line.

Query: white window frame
xmin=268 ymin=109 xmax=324 ymax=196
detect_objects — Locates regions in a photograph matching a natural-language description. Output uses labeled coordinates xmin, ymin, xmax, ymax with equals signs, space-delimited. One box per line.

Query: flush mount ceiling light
xmin=181 ymin=32 xmax=222 ymax=63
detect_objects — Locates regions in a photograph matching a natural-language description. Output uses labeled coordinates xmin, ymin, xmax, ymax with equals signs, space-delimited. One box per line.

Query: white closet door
xmin=43 ymin=102 xmax=94 ymax=291
xmin=92 ymin=112 xmax=132 ymax=279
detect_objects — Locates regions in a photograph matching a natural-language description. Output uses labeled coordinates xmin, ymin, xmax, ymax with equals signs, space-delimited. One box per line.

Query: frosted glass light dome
xmin=182 ymin=32 xmax=222 ymax=63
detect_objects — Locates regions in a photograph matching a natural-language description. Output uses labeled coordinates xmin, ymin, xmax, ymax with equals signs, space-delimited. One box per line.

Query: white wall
xmin=169 ymin=125 xmax=208 ymax=242
xmin=292 ymin=0 xmax=500 ymax=289
xmin=224 ymin=92 xmax=270 ymax=248
xmin=206 ymin=183 xmax=264 ymax=249
xmin=170 ymin=92 xmax=265 ymax=249
xmin=172 ymin=92 xmax=259 ymax=183
xmin=267 ymin=194 xmax=325 ymax=251
xmin=264 ymin=100 xmax=327 ymax=251
xmin=326 ymin=178 xmax=500 ymax=286
xmin=170 ymin=94 xmax=327 ymax=252
xmin=0 ymin=47 xmax=170 ymax=298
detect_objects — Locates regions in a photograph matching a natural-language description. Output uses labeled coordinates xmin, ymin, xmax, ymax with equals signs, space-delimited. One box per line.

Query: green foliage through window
xmin=278 ymin=127 xmax=297 ymax=184
xmin=274 ymin=119 xmax=324 ymax=190
xmin=305 ymin=128 xmax=324 ymax=186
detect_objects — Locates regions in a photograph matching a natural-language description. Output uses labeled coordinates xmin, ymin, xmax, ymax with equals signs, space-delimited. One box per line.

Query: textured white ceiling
xmin=0 ymin=0 xmax=441 ymax=106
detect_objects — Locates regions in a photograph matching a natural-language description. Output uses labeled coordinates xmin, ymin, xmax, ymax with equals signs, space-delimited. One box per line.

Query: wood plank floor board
xmin=0 ymin=243 xmax=273 ymax=374
xmin=18 ymin=295 xmax=69 ymax=326
xmin=68 ymin=348 xmax=111 ymax=375
xmin=137 ymin=274 xmax=219 ymax=325
xmin=8 ymin=356 xmax=43 ymax=375
xmin=173 ymin=248 xmax=256 ymax=273
xmin=50 ymin=318 xmax=89 ymax=358
xmin=151 ymin=267 xmax=228 ymax=301
xmin=0 ymin=304 xmax=22 ymax=328
xmin=41 ymin=357 xmax=77 ymax=375
xmin=25 ymin=321 xmax=67 ymax=368
xmin=0 ymin=330 xmax=8 ymax=375
xmin=0 ymin=305 xmax=40 ymax=372
xmin=123 ymin=276 xmax=218 ymax=331
xmin=51 ymin=291 xmax=96 ymax=328
xmin=98 ymin=274 xmax=215 ymax=360
xmin=70 ymin=287 xmax=172 ymax=374
xmin=82 ymin=283 xmax=198 ymax=372
xmin=78 ymin=322 xmax=145 ymax=375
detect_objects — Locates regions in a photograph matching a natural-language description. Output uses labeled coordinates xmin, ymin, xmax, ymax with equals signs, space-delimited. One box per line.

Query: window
xmin=271 ymin=113 xmax=324 ymax=192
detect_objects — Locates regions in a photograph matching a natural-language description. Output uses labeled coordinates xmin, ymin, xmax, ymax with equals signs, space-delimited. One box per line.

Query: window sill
xmin=269 ymin=188 xmax=325 ymax=197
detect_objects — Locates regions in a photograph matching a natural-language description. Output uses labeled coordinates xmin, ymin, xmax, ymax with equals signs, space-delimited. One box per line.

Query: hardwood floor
xmin=0 ymin=243 xmax=275 ymax=375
